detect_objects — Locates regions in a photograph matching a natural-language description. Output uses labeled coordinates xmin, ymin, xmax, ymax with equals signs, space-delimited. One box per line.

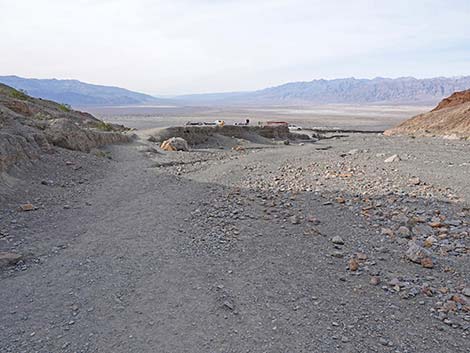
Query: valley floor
xmin=0 ymin=133 xmax=469 ymax=352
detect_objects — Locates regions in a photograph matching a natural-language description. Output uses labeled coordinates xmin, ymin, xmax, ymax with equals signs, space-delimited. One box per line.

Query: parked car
xmin=185 ymin=121 xmax=203 ymax=126
xmin=288 ymin=124 xmax=303 ymax=131
xmin=234 ymin=119 xmax=250 ymax=126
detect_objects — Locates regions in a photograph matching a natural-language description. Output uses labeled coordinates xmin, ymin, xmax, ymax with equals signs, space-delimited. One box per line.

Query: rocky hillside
xmin=432 ymin=89 xmax=470 ymax=111
xmin=0 ymin=76 xmax=167 ymax=107
xmin=384 ymin=90 xmax=470 ymax=138
xmin=176 ymin=76 xmax=470 ymax=106
xmin=0 ymin=83 xmax=131 ymax=173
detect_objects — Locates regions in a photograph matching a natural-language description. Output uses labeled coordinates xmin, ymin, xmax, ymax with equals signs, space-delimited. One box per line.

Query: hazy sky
xmin=1 ymin=0 xmax=470 ymax=95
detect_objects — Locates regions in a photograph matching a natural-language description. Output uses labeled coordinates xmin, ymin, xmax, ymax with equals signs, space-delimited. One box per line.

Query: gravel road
xmin=0 ymin=133 xmax=469 ymax=352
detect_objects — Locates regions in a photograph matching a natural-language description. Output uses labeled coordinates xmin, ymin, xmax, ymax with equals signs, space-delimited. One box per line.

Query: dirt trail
xmin=0 ymin=134 xmax=469 ymax=352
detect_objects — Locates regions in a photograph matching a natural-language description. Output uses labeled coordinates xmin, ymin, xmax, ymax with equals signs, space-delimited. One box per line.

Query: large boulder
xmin=161 ymin=137 xmax=189 ymax=152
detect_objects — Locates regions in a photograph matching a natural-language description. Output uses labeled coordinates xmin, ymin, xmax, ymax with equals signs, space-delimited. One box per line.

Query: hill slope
xmin=384 ymin=89 xmax=470 ymax=137
xmin=0 ymin=83 xmax=130 ymax=172
xmin=176 ymin=76 xmax=470 ymax=106
xmin=0 ymin=76 xmax=165 ymax=107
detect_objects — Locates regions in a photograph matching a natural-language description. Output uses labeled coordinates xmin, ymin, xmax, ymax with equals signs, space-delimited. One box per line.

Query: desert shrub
xmin=58 ymin=103 xmax=72 ymax=112
xmin=34 ymin=112 xmax=53 ymax=120
xmin=9 ymin=89 xmax=29 ymax=100
xmin=94 ymin=150 xmax=112 ymax=159
xmin=95 ymin=121 xmax=114 ymax=131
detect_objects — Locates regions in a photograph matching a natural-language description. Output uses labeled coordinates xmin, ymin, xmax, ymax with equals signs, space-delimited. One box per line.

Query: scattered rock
xmin=384 ymin=154 xmax=400 ymax=163
xmin=423 ymin=236 xmax=437 ymax=248
xmin=331 ymin=251 xmax=344 ymax=258
xmin=397 ymin=226 xmax=411 ymax=238
xmin=381 ymin=228 xmax=394 ymax=237
xmin=405 ymin=242 xmax=432 ymax=264
xmin=232 ymin=145 xmax=245 ymax=152
xmin=370 ymin=276 xmax=381 ymax=285
xmin=19 ymin=203 xmax=35 ymax=211
xmin=336 ymin=196 xmax=346 ymax=204
xmin=307 ymin=216 xmax=321 ymax=225
xmin=420 ymin=257 xmax=434 ymax=269
xmin=348 ymin=258 xmax=359 ymax=271
xmin=223 ymin=300 xmax=234 ymax=311
xmin=356 ymin=252 xmax=368 ymax=261
xmin=332 ymin=236 xmax=345 ymax=245
xmin=289 ymin=215 xmax=301 ymax=225
xmin=0 ymin=252 xmax=23 ymax=268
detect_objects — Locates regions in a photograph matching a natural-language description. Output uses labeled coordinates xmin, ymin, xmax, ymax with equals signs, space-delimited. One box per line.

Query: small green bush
xmin=9 ymin=89 xmax=29 ymax=100
xmin=95 ymin=121 xmax=114 ymax=131
xmin=58 ymin=103 xmax=72 ymax=112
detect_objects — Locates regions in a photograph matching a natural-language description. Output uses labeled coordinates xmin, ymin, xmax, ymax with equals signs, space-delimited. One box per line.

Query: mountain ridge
xmin=3 ymin=75 xmax=470 ymax=107
xmin=0 ymin=75 xmax=167 ymax=107
xmin=175 ymin=76 xmax=470 ymax=106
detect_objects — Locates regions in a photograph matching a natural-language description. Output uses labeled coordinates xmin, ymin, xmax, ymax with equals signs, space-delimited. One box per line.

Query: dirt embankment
xmin=148 ymin=125 xmax=311 ymax=146
xmin=0 ymin=83 xmax=132 ymax=173
xmin=385 ymin=89 xmax=470 ymax=138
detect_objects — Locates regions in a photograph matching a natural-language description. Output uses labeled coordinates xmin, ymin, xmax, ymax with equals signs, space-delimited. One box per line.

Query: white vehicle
xmin=288 ymin=124 xmax=302 ymax=131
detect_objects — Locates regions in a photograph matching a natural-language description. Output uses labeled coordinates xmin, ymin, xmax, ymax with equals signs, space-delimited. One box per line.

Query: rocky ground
xmin=0 ymin=132 xmax=469 ymax=352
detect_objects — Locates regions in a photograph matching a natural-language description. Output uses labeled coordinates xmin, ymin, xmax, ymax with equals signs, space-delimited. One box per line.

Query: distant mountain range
xmin=175 ymin=76 xmax=470 ymax=106
xmin=0 ymin=75 xmax=167 ymax=107
xmin=2 ymin=75 xmax=470 ymax=107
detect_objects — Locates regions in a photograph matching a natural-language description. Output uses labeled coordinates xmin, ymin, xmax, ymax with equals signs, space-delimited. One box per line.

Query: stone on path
xmin=384 ymin=154 xmax=400 ymax=163
xmin=405 ymin=242 xmax=433 ymax=265
xmin=332 ymin=236 xmax=344 ymax=245
xmin=0 ymin=252 xmax=23 ymax=268
xmin=19 ymin=203 xmax=34 ymax=211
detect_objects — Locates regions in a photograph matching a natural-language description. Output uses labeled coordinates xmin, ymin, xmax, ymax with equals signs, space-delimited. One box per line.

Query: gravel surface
xmin=0 ymin=133 xmax=469 ymax=352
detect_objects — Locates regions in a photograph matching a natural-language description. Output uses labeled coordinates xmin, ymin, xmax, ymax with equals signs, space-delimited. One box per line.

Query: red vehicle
xmin=266 ymin=121 xmax=288 ymax=127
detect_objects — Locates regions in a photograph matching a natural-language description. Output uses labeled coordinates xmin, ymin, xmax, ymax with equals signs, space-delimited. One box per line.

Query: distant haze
xmin=1 ymin=1 xmax=470 ymax=95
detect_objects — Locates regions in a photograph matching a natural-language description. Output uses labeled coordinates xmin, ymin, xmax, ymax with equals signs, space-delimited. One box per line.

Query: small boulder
xmin=348 ymin=258 xmax=359 ymax=271
xmin=0 ymin=252 xmax=23 ymax=268
xmin=332 ymin=236 xmax=344 ymax=245
xmin=289 ymin=215 xmax=301 ymax=225
xmin=384 ymin=154 xmax=400 ymax=163
xmin=370 ymin=276 xmax=381 ymax=285
xmin=405 ymin=242 xmax=432 ymax=264
xmin=397 ymin=226 xmax=411 ymax=238
xmin=420 ymin=257 xmax=434 ymax=269
xmin=19 ymin=203 xmax=34 ymax=211
xmin=160 ymin=137 xmax=189 ymax=152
